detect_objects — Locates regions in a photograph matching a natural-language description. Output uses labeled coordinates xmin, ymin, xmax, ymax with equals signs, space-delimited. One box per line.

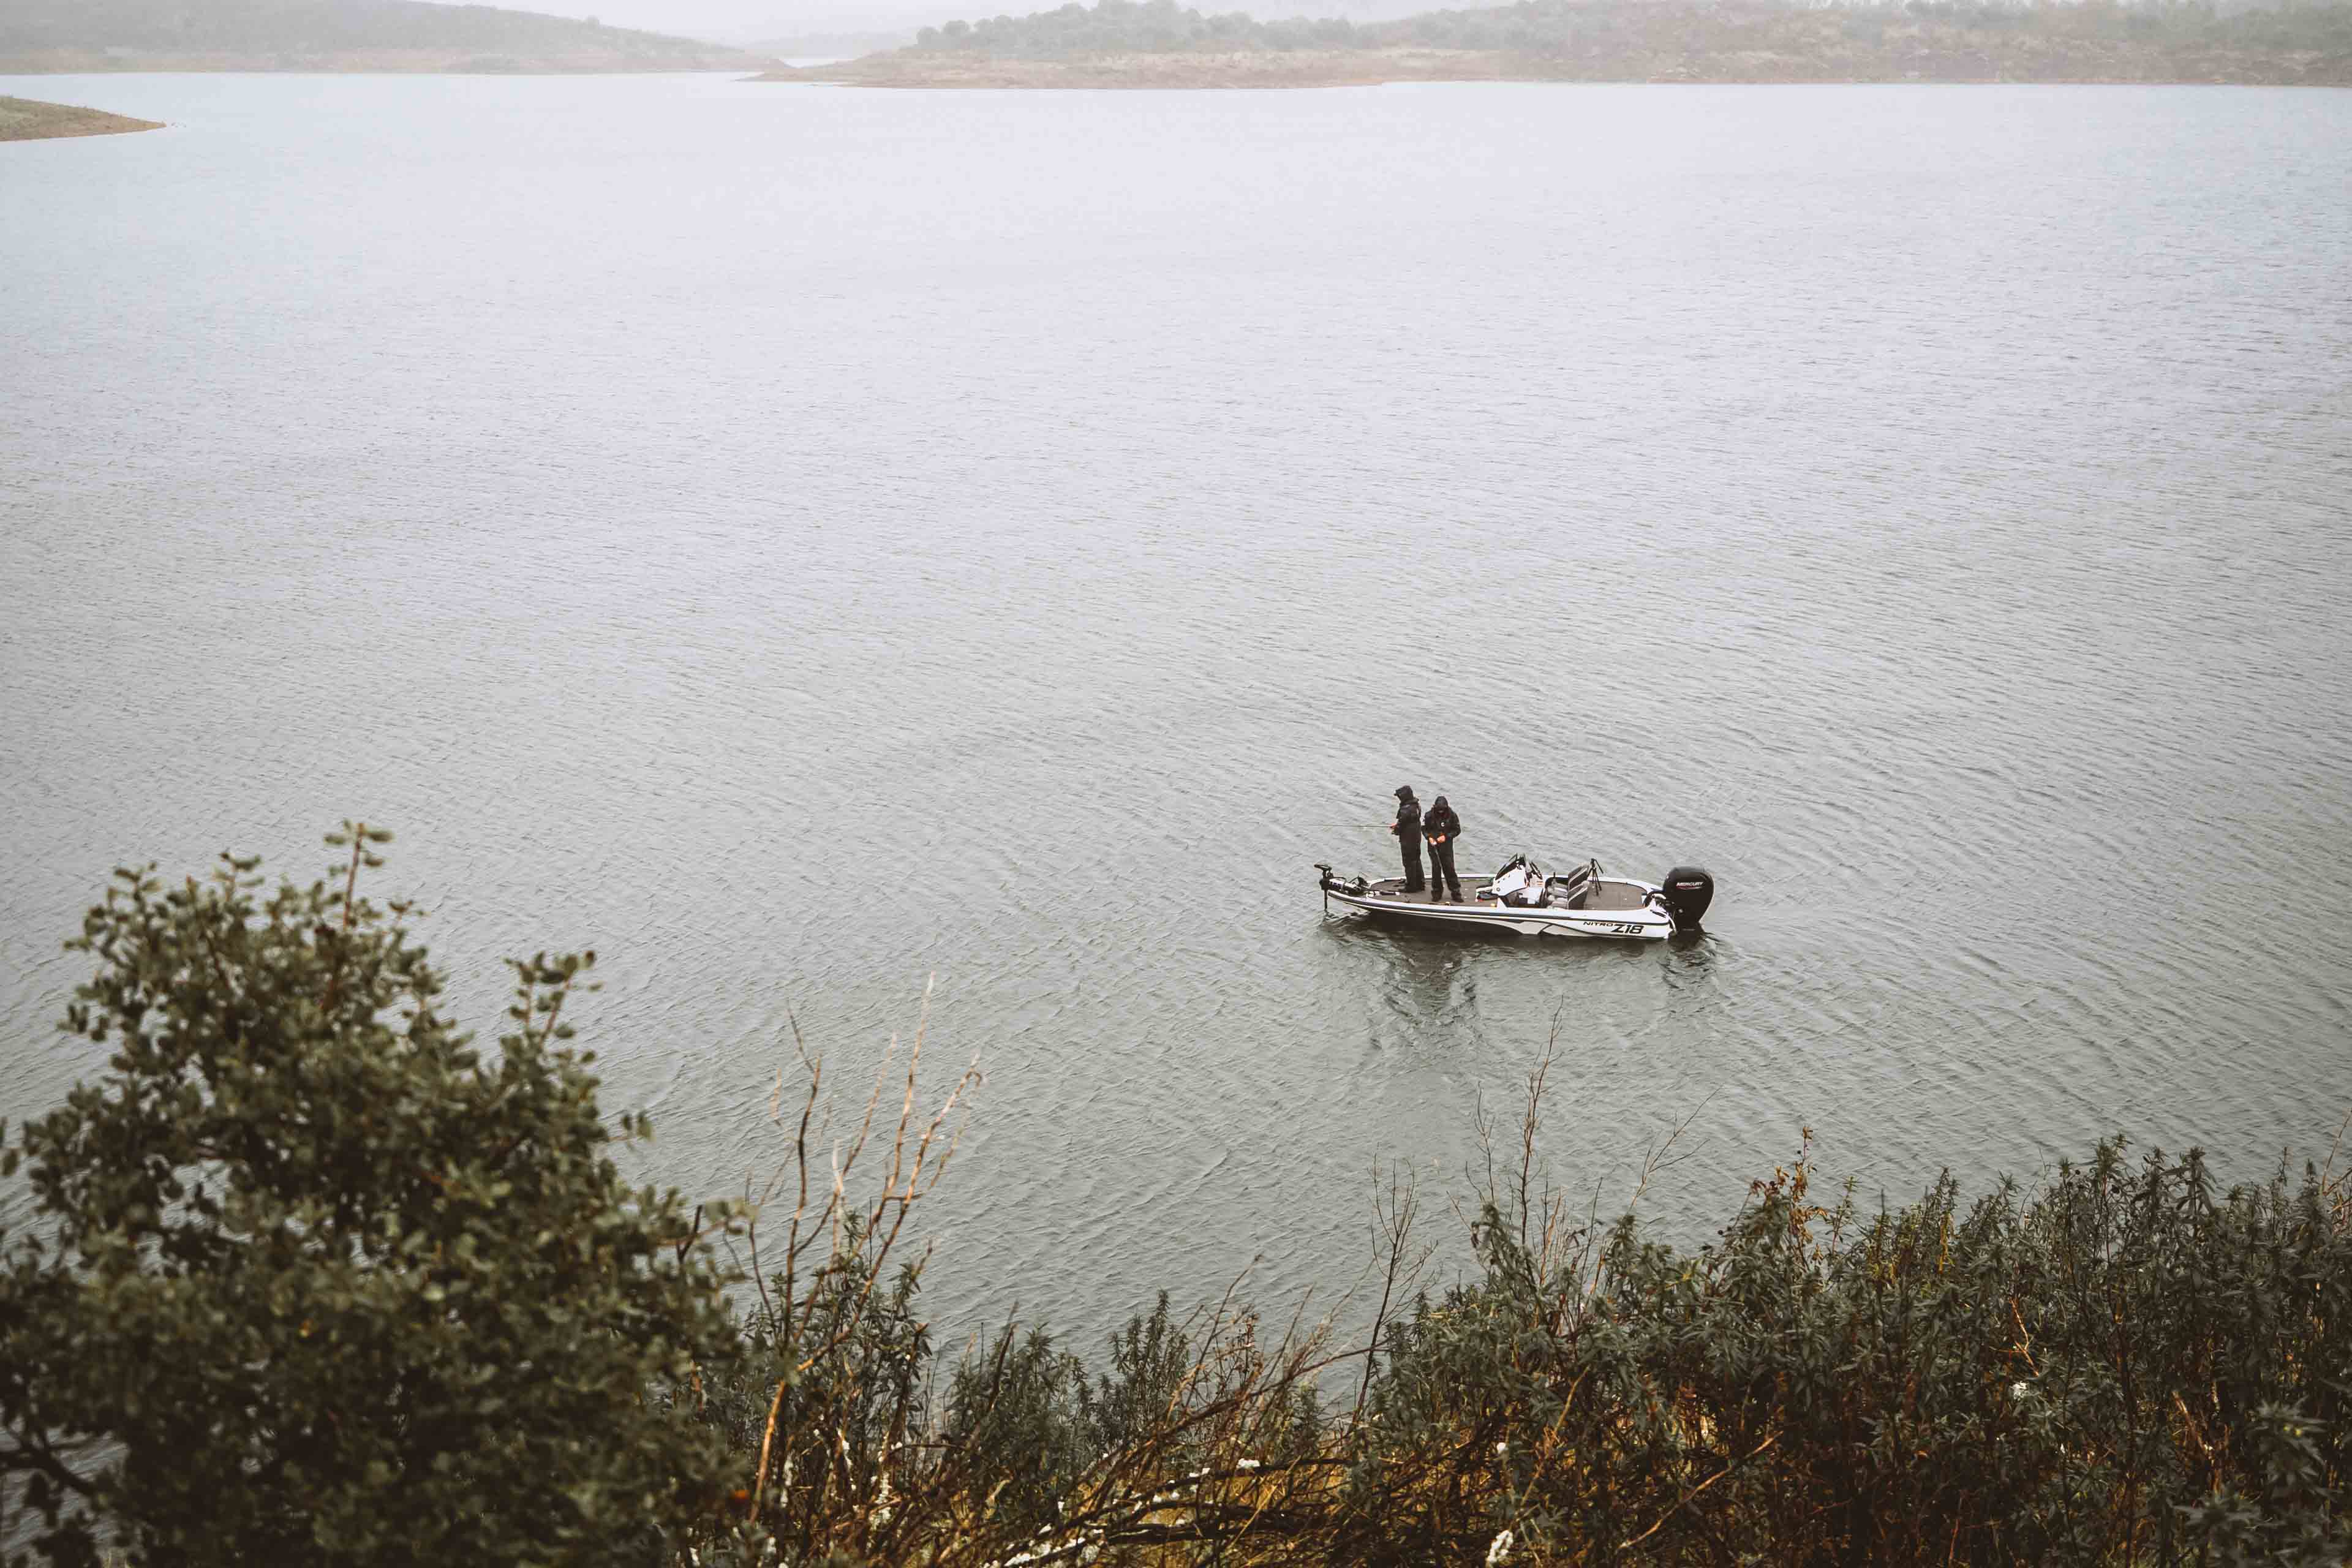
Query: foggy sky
xmin=584 ymin=0 xmax=937 ymax=39
xmin=578 ymin=0 xmax=1414 ymax=43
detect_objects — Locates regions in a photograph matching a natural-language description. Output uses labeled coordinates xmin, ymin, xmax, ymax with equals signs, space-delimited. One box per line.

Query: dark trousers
xmin=1399 ymin=838 xmax=1425 ymax=891
xmin=1428 ymin=839 xmax=1461 ymax=899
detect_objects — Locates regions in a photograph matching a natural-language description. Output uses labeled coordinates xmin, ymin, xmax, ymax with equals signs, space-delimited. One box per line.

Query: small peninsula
xmin=0 ymin=96 xmax=165 ymax=141
xmin=756 ymin=0 xmax=2352 ymax=86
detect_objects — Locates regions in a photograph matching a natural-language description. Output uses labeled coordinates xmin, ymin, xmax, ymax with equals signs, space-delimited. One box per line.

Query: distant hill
xmin=0 ymin=0 xmax=772 ymax=71
xmin=756 ymin=0 xmax=2352 ymax=83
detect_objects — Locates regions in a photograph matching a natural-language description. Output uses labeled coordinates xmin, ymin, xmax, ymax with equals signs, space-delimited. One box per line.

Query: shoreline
xmin=755 ymin=39 xmax=2352 ymax=89
xmin=0 ymin=96 xmax=165 ymax=141
xmin=0 ymin=51 xmax=772 ymax=75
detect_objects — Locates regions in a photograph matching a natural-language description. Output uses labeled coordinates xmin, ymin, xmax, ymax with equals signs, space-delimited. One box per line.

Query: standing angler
xmin=1389 ymin=786 xmax=1425 ymax=894
xmin=1423 ymin=794 xmax=1463 ymax=903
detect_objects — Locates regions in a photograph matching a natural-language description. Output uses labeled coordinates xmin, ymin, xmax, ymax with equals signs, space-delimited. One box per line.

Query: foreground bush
xmin=4 ymin=835 xmax=2347 ymax=1564
xmin=1341 ymin=1126 xmax=2352 ymax=1565
xmin=688 ymin=1083 xmax=2351 ymax=1566
xmin=0 ymin=830 xmax=737 ymax=1567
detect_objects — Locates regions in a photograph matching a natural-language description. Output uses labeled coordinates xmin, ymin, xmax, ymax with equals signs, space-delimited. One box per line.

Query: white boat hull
xmin=1317 ymin=869 xmax=1679 ymax=940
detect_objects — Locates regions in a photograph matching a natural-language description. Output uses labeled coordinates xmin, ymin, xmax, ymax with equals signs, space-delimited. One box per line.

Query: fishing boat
xmin=1315 ymin=855 xmax=1713 ymax=940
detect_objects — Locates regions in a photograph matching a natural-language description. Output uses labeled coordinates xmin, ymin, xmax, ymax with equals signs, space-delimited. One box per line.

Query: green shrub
xmin=0 ymin=829 xmax=739 ymax=1567
xmin=1339 ymin=1127 xmax=2352 ymax=1565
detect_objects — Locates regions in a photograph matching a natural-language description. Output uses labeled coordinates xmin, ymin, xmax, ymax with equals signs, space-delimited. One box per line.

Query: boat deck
xmin=1355 ymin=876 xmax=1651 ymax=911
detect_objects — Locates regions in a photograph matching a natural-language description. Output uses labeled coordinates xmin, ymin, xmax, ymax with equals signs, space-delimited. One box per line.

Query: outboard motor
xmin=1658 ymin=866 xmax=1715 ymax=930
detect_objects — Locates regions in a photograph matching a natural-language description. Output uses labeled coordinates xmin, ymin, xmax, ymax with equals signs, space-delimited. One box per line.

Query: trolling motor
xmin=1315 ymin=864 xmax=1366 ymax=892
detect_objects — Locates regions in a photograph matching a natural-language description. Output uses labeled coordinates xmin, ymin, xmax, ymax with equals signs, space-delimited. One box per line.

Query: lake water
xmin=4 ymin=73 xmax=2349 ymax=1347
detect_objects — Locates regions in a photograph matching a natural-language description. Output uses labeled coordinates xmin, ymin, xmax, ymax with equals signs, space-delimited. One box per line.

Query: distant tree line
xmin=914 ymin=0 xmax=1360 ymax=56
xmin=905 ymin=0 xmax=2352 ymax=56
xmin=1384 ymin=0 xmax=2352 ymax=53
xmin=2 ymin=832 xmax=2348 ymax=1564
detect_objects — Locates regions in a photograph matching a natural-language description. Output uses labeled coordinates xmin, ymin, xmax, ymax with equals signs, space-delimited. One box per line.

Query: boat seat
xmin=1550 ymin=862 xmax=1596 ymax=910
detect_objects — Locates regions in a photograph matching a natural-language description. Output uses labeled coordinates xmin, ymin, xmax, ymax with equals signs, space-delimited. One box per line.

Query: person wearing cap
xmin=1389 ymin=786 xmax=1425 ymax=894
xmin=1422 ymin=795 xmax=1463 ymax=902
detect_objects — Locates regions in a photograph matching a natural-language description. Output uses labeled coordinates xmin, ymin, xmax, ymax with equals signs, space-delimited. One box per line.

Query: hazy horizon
xmin=20 ymin=0 xmax=2341 ymax=56
xmin=570 ymin=0 xmax=1438 ymax=45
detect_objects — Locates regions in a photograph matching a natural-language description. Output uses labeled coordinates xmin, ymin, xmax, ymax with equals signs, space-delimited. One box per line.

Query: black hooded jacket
xmin=1392 ymin=791 xmax=1421 ymax=844
xmin=1423 ymin=800 xmax=1461 ymax=847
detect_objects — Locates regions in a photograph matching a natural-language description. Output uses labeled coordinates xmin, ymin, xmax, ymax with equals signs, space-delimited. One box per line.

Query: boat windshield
xmin=1491 ymin=857 xmax=1547 ymax=907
